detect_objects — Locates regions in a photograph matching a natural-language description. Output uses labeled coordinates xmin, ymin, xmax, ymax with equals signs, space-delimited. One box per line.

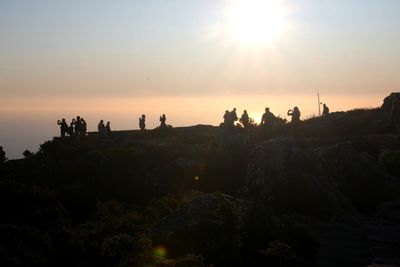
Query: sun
xmin=225 ymin=0 xmax=288 ymax=47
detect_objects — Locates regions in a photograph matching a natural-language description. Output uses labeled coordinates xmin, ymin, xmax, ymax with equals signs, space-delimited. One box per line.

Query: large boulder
xmin=314 ymin=142 xmax=394 ymax=212
xmin=244 ymin=138 xmax=354 ymax=218
xmin=244 ymin=138 xmax=393 ymax=218
xmin=381 ymin=92 xmax=400 ymax=112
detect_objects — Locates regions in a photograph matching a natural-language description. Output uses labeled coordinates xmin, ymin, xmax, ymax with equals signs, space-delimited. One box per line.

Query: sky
xmin=1 ymin=0 xmax=399 ymax=97
xmin=1 ymin=0 xmax=400 ymax=158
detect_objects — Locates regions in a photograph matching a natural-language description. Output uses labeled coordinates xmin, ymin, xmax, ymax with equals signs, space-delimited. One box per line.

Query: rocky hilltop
xmin=1 ymin=94 xmax=400 ymax=267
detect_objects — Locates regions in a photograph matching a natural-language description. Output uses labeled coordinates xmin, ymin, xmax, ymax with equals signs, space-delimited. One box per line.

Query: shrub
xmin=260 ymin=240 xmax=296 ymax=266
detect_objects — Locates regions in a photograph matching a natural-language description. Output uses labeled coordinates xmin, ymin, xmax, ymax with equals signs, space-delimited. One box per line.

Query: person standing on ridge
xmin=287 ymin=106 xmax=301 ymax=124
xmin=74 ymin=116 xmax=82 ymax=136
xmin=98 ymin=120 xmax=106 ymax=136
xmin=57 ymin=118 xmax=68 ymax=137
xmin=139 ymin=114 xmax=146 ymax=130
xmin=260 ymin=107 xmax=277 ymax=126
xmin=322 ymin=103 xmax=330 ymax=116
xmin=80 ymin=118 xmax=87 ymax=136
xmin=106 ymin=121 xmax=112 ymax=136
xmin=240 ymin=110 xmax=250 ymax=128
xmin=223 ymin=110 xmax=231 ymax=125
xmin=68 ymin=119 xmax=76 ymax=136
xmin=230 ymin=108 xmax=238 ymax=126
xmin=160 ymin=114 xmax=167 ymax=128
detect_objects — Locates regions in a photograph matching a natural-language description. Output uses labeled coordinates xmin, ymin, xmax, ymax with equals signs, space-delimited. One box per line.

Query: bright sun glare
xmin=226 ymin=0 xmax=288 ymax=46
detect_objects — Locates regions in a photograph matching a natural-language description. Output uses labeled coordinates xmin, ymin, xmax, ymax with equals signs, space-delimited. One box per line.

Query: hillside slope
xmin=1 ymin=94 xmax=400 ymax=267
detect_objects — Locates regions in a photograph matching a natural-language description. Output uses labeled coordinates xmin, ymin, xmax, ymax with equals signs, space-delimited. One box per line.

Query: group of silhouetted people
xmin=57 ymin=117 xmax=114 ymax=138
xmin=55 ymin=103 xmax=333 ymax=139
xmin=223 ymin=105 xmax=308 ymax=128
xmin=56 ymin=113 xmax=174 ymax=138
xmin=57 ymin=116 xmax=87 ymax=137
xmin=138 ymin=114 xmax=168 ymax=130
xmin=98 ymin=120 xmax=112 ymax=137
xmin=223 ymin=108 xmax=239 ymax=126
xmin=222 ymin=102 xmax=335 ymax=129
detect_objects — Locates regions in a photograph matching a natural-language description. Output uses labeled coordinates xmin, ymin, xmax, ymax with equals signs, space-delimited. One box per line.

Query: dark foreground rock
xmin=1 ymin=94 xmax=400 ymax=266
xmin=244 ymin=138 xmax=398 ymax=218
xmin=288 ymin=201 xmax=400 ymax=267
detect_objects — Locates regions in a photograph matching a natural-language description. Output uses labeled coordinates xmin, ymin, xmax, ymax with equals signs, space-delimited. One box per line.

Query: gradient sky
xmin=1 ymin=0 xmax=399 ymax=98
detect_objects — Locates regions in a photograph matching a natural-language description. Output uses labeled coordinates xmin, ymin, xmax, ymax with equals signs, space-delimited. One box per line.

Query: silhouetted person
xmin=67 ymin=119 xmax=76 ymax=136
xmin=223 ymin=110 xmax=231 ymax=125
xmin=287 ymin=106 xmax=301 ymax=124
xmin=80 ymin=118 xmax=87 ymax=136
xmin=230 ymin=108 xmax=238 ymax=126
xmin=392 ymin=95 xmax=400 ymax=126
xmin=160 ymin=114 xmax=167 ymax=128
xmin=98 ymin=120 xmax=106 ymax=136
xmin=57 ymin=118 xmax=68 ymax=137
xmin=0 ymin=146 xmax=6 ymax=164
xmin=261 ymin=107 xmax=277 ymax=126
xmin=106 ymin=121 xmax=112 ymax=136
xmin=74 ymin=116 xmax=82 ymax=136
xmin=240 ymin=110 xmax=250 ymax=128
xmin=322 ymin=103 xmax=330 ymax=116
xmin=139 ymin=114 xmax=146 ymax=130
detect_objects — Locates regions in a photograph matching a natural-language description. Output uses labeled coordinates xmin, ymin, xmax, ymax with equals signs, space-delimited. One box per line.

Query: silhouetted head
xmin=107 ymin=121 xmax=110 ymax=125
xmin=294 ymin=106 xmax=299 ymax=111
xmin=323 ymin=103 xmax=326 ymax=107
xmin=244 ymin=110 xmax=247 ymax=114
xmin=77 ymin=116 xmax=80 ymax=120
xmin=142 ymin=114 xmax=145 ymax=118
xmin=225 ymin=110 xmax=229 ymax=114
xmin=0 ymin=146 xmax=3 ymax=150
xmin=100 ymin=120 xmax=103 ymax=123
xmin=81 ymin=118 xmax=85 ymax=122
xmin=62 ymin=118 xmax=66 ymax=122
xmin=265 ymin=107 xmax=269 ymax=112
xmin=233 ymin=108 xmax=236 ymax=111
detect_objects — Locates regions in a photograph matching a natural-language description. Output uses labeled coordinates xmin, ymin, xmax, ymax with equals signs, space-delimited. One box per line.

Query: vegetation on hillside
xmin=1 ymin=97 xmax=400 ymax=266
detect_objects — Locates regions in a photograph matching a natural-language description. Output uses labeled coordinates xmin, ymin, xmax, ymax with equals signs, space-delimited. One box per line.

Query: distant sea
xmin=0 ymin=94 xmax=387 ymax=159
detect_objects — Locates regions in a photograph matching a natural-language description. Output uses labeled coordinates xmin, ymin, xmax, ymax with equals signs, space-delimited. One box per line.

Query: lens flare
xmin=154 ymin=245 xmax=168 ymax=258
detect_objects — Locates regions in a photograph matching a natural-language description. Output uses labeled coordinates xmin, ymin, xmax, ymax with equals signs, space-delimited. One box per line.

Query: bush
xmin=102 ymin=233 xmax=153 ymax=267
xmin=260 ymin=241 xmax=296 ymax=266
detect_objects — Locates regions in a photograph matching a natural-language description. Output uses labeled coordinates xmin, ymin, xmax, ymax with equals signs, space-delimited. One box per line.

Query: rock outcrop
xmin=381 ymin=92 xmax=400 ymax=112
xmin=244 ymin=138 xmax=396 ymax=218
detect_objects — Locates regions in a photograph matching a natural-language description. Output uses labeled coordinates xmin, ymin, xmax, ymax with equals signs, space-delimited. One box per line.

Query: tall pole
xmin=318 ymin=93 xmax=321 ymax=116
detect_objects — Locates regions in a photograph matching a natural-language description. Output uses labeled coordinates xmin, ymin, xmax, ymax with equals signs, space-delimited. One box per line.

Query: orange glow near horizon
xmin=0 ymin=92 xmax=392 ymax=159
xmin=0 ymin=93 xmax=387 ymax=127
